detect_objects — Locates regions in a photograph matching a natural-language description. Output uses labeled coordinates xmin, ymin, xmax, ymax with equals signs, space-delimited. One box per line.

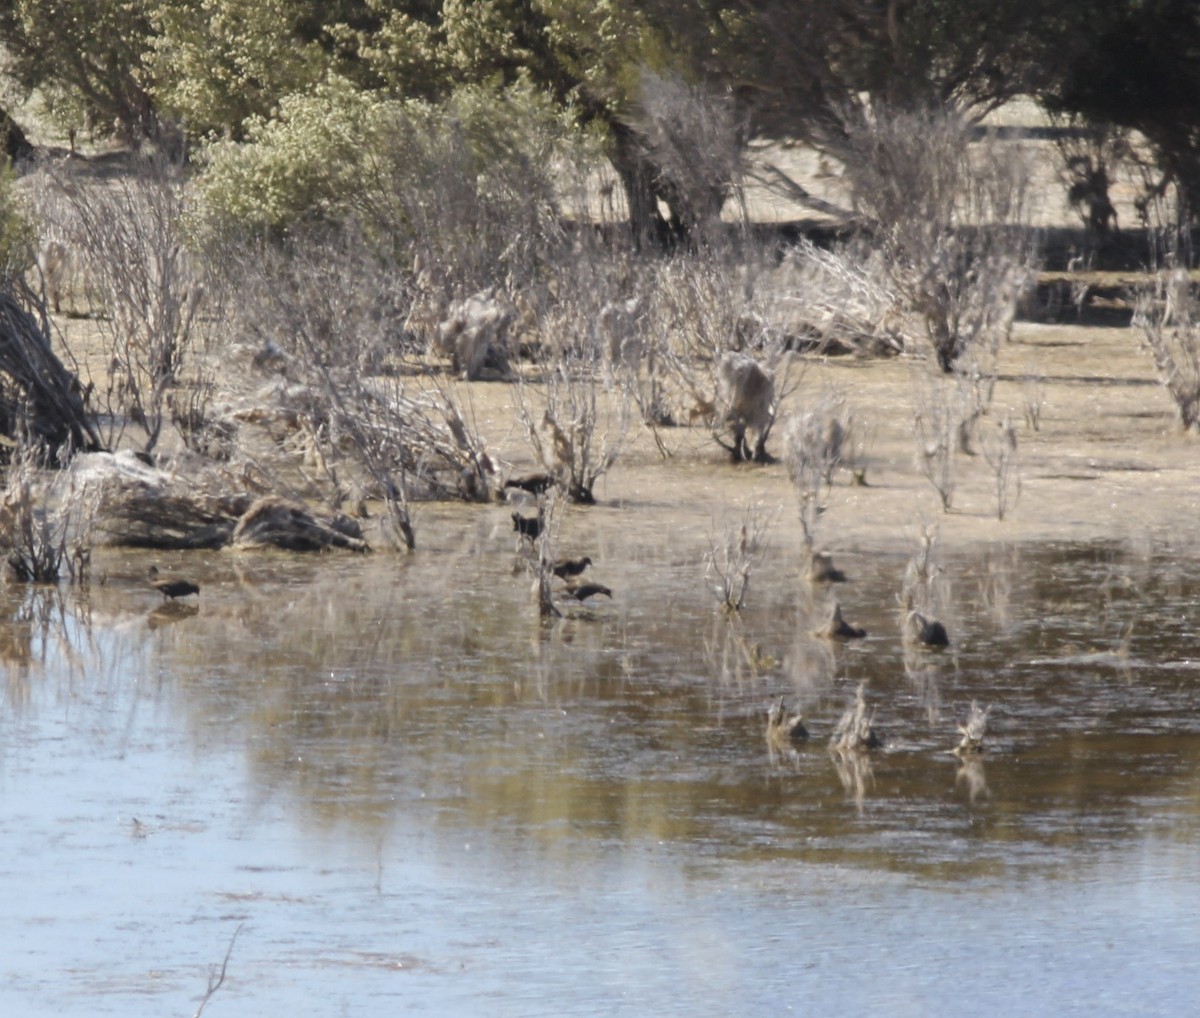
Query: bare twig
xmin=192 ymin=922 xmax=244 ymax=1018
xmin=706 ymin=503 xmax=772 ymax=612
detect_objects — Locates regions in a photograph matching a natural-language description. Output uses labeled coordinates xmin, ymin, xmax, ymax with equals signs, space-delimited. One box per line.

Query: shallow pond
xmin=2 ymin=510 xmax=1199 ymax=1016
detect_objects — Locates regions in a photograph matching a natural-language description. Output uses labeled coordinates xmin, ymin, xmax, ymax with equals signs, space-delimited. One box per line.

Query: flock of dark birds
xmin=508 ymin=472 xmax=614 ymax=604
xmin=504 ymin=468 xmax=986 ymax=761
xmin=771 ymin=553 xmax=986 ymax=761
xmin=142 ymin=469 xmax=986 ymax=761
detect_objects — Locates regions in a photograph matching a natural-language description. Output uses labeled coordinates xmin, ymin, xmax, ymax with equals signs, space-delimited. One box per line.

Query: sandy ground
xmin=35 ymin=94 xmax=1197 ymax=565
xmin=453 ymin=318 xmax=1200 ymax=563
xmin=49 ymin=300 xmax=1199 ymax=564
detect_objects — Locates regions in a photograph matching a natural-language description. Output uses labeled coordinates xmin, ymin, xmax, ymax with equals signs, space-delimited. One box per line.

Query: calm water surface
xmin=2 ymin=507 xmax=1199 ymax=1016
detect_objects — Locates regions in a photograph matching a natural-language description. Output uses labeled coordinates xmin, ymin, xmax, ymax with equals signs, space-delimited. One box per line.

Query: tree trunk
xmin=0 ymin=106 xmax=33 ymax=165
xmin=608 ymin=121 xmax=682 ymax=250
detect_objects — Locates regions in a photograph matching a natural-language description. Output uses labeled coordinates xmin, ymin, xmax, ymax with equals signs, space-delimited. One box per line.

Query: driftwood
xmin=72 ymin=450 xmax=250 ymax=549
xmin=230 ymin=496 xmax=369 ymax=552
xmin=72 ymin=452 xmax=369 ymax=553
xmin=0 ymin=283 xmax=102 ymax=460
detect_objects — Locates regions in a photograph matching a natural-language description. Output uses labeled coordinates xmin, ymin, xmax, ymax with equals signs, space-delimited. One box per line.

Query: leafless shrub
xmin=783 ymin=388 xmax=852 ymax=549
xmin=747 ymin=240 xmax=905 ymax=357
xmin=34 ymin=156 xmax=209 ymax=454
xmin=901 ymin=523 xmax=944 ymax=606
xmin=1022 ymin=371 xmax=1046 ymax=431
xmin=167 ymin=378 xmax=237 ymax=461
xmin=1064 ymin=248 xmax=1095 ymax=318
xmin=830 ymin=682 xmax=881 ymax=753
xmin=1 ymin=444 xmax=94 ymax=583
xmin=598 ymin=294 xmax=673 ymax=429
xmin=221 ymin=232 xmax=496 ymax=545
xmin=980 ymin=412 xmax=1020 ymax=521
xmin=516 ymin=488 xmax=564 ymax=619
xmin=911 ymin=371 xmax=960 ymax=511
xmin=192 ymin=923 xmax=243 ymax=1018
xmin=841 ymin=106 xmax=1038 ymax=375
xmin=950 ymin=328 xmax=1002 ymax=455
xmin=653 ymin=255 xmax=748 ymax=418
xmin=650 ymin=252 xmax=788 ymax=428
xmin=898 ymin=521 xmax=955 ymax=651
xmin=706 ymin=503 xmax=772 ymax=613
xmin=1135 ymin=268 xmax=1200 ymax=430
xmin=954 ymin=701 xmax=991 ymax=757
xmin=514 ymin=289 xmax=632 ymax=504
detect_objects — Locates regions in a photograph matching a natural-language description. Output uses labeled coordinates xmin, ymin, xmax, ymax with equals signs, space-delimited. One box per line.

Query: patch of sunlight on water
xmin=1 ymin=533 xmax=1198 ymax=1015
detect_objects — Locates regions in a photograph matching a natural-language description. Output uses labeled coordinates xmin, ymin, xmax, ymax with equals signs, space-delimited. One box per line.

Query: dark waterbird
xmin=552 ymin=556 xmax=592 ymax=579
xmin=766 ymin=696 xmax=809 ymax=749
xmin=147 ymin=565 xmax=200 ymax=600
xmin=504 ymin=472 xmax=556 ymax=496
xmin=905 ymin=610 xmax=950 ymax=647
xmin=565 ymin=581 xmax=612 ymax=602
xmin=816 ymin=602 xmax=866 ymax=641
xmin=512 ymin=512 xmax=542 ymax=540
xmin=808 ymin=551 xmax=847 ymax=584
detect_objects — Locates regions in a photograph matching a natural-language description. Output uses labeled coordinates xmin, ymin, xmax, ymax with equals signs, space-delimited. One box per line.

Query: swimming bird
xmin=904 ymin=609 xmax=950 ymax=647
xmin=564 ymin=581 xmax=612 ymax=602
xmin=504 ymin=472 xmax=556 ymax=496
xmin=552 ymin=555 xmax=592 ymax=579
xmin=808 ymin=551 xmax=847 ymax=584
xmin=954 ymin=701 xmax=990 ymax=756
xmin=511 ymin=511 xmax=541 ymax=540
xmin=816 ymin=602 xmax=866 ymax=641
xmin=766 ymin=696 xmax=809 ymax=749
xmin=147 ymin=565 xmax=200 ymax=600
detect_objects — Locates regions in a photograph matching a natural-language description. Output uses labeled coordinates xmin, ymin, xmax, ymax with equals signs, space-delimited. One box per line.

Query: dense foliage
xmin=2 ymin=1 xmax=1199 ymax=230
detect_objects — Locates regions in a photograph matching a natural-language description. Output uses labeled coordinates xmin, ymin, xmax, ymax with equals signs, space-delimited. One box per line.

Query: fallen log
xmin=72 ymin=450 xmax=250 ymax=549
xmin=229 ymin=495 xmax=369 ymax=553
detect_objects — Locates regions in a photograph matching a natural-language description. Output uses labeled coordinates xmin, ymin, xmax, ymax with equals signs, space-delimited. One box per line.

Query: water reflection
xmin=4 ymin=536 xmax=1199 ymax=868
xmin=956 ymin=755 xmax=990 ymax=804
xmin=3 ymin=533 xmax=1199 ymax=1013
xmin=829 ymin=746 xmax=875 ymax=812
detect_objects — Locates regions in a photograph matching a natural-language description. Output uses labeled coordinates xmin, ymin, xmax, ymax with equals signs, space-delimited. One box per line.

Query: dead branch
xmin=0 ymin=283 xmax=102 ymax=460
xmin=192 ymin=922 xmax=244 ymax=1018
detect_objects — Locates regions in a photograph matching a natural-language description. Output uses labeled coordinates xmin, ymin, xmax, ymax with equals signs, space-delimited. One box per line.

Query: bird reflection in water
xmin=148 ymin=601 xmax=199 ymax=630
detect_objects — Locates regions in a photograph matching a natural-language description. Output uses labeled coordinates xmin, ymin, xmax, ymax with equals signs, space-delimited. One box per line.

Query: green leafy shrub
xmin=0 ymin=165 xmax=37 ymax=280
xmin=192 ymin=78 xmax=594 ymax=289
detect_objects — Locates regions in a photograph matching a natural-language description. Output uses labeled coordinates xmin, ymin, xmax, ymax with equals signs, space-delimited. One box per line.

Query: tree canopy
xmin=2 ymin=0 xmax=1199 ymax=233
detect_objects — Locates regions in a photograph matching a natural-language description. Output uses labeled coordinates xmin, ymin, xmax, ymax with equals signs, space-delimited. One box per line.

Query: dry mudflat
xmin=456 ymin=317 xmax=1196 ymax=566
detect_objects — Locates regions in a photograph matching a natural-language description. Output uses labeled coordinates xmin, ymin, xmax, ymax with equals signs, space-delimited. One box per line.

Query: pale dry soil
xmin=51 ymin=310 xmax=1196 ymax=562
xmin=457 ymin=319 xmax=1198 ymax=564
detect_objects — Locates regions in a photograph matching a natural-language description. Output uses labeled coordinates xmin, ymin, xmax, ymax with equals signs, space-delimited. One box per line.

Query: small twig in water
xmin=193 ymin=922 xmax=244 ymax=1018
